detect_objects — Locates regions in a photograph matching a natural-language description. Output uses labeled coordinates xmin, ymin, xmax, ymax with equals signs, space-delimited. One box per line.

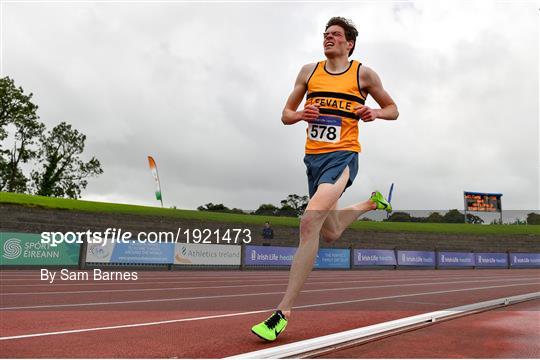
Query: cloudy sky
xmin=2 ymin=0 xmax=538 ymax=211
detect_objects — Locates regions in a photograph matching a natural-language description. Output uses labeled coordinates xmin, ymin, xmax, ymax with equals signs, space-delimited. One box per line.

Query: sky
xmin=1 ymin=0 xmax=538 ymax=212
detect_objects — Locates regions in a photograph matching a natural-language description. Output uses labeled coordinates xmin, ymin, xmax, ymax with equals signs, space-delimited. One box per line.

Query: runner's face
xmin=323 ymin=25 xmax=352 ymax=57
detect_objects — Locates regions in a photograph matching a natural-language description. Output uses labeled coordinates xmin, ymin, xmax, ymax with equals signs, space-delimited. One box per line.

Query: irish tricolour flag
xmin=147 ymin=156 xmax=163 ymax=207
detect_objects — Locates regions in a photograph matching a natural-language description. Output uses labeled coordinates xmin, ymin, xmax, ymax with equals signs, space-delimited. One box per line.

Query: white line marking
xmin=1 ymin=278 xmax=538 ymax=310
xmin=0 ymin=272 xmax=508 ymax=281
xmin=1 ymin=275 xmax=527 ymax=296
xmin=1 ymin=283 xmax=537 ymax=341
xmin=2 ymin=269 xmax=533 ymax=280
xmin=1 ymin=270 xmax=536 ymax=285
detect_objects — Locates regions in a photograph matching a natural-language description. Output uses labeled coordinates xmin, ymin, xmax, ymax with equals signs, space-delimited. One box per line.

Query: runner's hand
xmin=299 ymin=104 xmax=320 ymax=122
xmin=354 ymin=105 xmax=379 ymax=122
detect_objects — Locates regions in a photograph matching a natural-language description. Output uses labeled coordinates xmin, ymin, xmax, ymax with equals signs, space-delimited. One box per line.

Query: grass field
xmin=1 ymin=191 xmax=539 ymax=235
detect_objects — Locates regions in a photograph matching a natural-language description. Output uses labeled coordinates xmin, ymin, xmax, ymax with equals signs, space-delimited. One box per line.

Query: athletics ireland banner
xmin=174 ymin=243 xmax=241 ymax=265
xmin=1 ymin=232 xmax=80 ymax=266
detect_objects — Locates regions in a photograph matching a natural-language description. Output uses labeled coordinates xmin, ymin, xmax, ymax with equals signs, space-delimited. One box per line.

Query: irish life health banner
xmin=397 ymin=250 xmax=436 ymax=267
xmin=437 ymin=251 xmax=475 ymax=267
xmin=475 ymin=253 xmax=508 ymax=268
xmin=244 ymin=245 xmax=296 ymax=266
xmin=174 ymin=243 xmax=241 ymax=265
xmin=354 ymin=249 xmax=397 ymax=266
xmin=509 ymin=253 xmax=540 ymax=267
xmin=1 ymin=232 xmax=80 ymax=266
xmin=244 ymin=245 xmax=350 ymax=268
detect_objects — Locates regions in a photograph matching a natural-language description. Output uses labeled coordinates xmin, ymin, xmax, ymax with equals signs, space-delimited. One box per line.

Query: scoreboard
xmin=464 ymin=192 xmax=502 ymax=212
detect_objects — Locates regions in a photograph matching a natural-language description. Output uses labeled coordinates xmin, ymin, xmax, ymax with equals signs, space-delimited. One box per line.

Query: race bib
xmin=308 ymin=116 xmax=341 ymax=143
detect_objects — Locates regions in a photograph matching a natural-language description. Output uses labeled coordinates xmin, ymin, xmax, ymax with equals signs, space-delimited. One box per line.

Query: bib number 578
xmin=309 ymin=124 xmax=339 ymax=143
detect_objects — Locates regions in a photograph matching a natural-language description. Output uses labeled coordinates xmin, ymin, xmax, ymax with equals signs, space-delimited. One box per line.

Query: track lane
xmin=2 ymin=285 xmax=538 ymax=358
xmin=318 ymin=299 xmax=540 ymax=358
xmin=2 ymin=269 xmax=539 ymax=358
xmin=1 ymin=276 xmax=538 ymax=310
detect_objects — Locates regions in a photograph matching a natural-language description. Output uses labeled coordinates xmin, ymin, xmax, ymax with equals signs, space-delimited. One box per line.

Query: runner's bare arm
xmin=282 ymin=63 xmax=320 ymax=125
xmin=355 ymin=66 xmax=399 ymax=122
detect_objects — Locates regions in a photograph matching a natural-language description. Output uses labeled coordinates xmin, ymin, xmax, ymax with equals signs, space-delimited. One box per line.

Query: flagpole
xmin=154 ymin=162 xmax=164 ymax=208
xmin=386 ymin=183 xmax=394 ymax=220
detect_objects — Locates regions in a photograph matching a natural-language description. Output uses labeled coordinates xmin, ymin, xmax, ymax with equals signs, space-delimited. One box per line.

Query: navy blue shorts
xmin=304 ymin=151 xmax=359 ymax=198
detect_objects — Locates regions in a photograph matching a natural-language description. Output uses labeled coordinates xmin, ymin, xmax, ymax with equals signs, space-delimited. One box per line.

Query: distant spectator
xmin=262 ymin=221 xmax=274 ymax=240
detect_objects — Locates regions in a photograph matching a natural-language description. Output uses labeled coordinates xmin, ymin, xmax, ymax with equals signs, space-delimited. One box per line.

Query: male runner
xmin=251 ymin=17 xmax=399 ymax=341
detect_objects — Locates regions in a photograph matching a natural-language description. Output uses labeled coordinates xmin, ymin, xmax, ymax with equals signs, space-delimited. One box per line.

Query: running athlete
xmin=251 ymin=17 xmax=399 ymax=341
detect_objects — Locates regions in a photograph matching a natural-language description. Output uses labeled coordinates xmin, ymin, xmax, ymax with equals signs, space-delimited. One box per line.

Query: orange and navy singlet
xmin=305 ymin=60 xmax=366 ymax=154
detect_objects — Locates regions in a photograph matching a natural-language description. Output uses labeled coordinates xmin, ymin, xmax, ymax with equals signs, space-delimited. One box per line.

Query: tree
xmin=443 ymin=209 xmax=465 ymax=223
xmin=280 ymin=194 xmax=308 ymax=217
xmin=197 ymin=203 xmax=230 ymax=212
xmin=196 ymin=203 xmax=245 ymax=214
xmin=426 ymin=212 xmax=444 ymax=223
xmin=229 ymin=208 xmax=245 ymax=214
xmin=276 ymin=204 xmax=298 ymax=217
xmin=30 ymin=122 xmax=102 ymax=198
xmin=387 ymin=211 xmax=412 ymax=222
xmin=527 ymin=212 xmax=540 ymax=225
xmin=0 ymin=77 xmax=44 ymax=192
xmin=254 ymin=203 xmax=279 ymax=216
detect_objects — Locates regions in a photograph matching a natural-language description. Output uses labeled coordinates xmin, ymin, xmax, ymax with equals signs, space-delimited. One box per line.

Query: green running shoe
xmin=251 ymin=310 xmax=288 ymax=341
xmin=370 ymin=190 xmax=392 ymax=212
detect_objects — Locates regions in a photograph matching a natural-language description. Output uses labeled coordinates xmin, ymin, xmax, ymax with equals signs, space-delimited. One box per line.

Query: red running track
xmin=1 ymin=269 xmax=539 ymax=358
xmin=319 ymin=299 xmax=540 ymax=358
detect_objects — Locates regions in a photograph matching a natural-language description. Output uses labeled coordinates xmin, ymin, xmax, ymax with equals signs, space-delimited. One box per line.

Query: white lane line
xmin=0 ymin=275 xmax=530 ymax=296
xmin=1 ymin=270 xmax=532 ymax=281
xmin=0 ymin=272 xmax=497 ymax=282
xmin=0 ymin=274 xmax=532 ymax=288
xmin=0 ymin=277 xmax=349 ymax=286
xmin=0 ymin=271 xmax=517 ymax=278
xmin=1 ymin=278 xmax=538 ymax=310
xmin=1 ymin=283 xmax=537 ymax=341
xmin=0 ymin=274 xmax=524 ymax=296
xmin=0 ymin=276 xmax=292 ymax=282
xmin=0 ymin=274 xmax=436 ymax=283
xmin=0 ymin=269 xmax=540 ymax=281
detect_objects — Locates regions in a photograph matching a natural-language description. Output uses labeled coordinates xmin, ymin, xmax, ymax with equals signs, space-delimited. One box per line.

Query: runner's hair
xmin=325 ymin=17 xmax=358 ymax=56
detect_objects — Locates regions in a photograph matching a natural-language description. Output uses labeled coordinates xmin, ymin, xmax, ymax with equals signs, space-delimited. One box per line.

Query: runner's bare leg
xmin=277 ymin=167 xmax=350 ymax=318
xmin=321 ymin=197 xmax=376 ymax=244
